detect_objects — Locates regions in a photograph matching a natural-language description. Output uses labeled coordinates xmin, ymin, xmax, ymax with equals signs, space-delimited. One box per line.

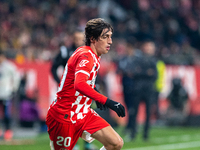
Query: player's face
xmin=95 ymin=28 xmax=112 ymax=56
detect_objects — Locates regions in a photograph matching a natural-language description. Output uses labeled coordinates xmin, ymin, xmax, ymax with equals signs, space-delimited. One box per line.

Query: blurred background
xmin=0 ymin=0 xmax=200 ymax=150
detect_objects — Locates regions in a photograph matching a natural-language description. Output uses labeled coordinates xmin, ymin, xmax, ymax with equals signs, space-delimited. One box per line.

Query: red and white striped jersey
xmin=48 ymin=46 xmax=107 ymax=123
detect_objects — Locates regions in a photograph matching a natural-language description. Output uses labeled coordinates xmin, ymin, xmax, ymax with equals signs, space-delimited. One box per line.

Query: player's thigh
xmin=46 ymin=114 xmax=80 ymax=150
xmin=91 ymin=126 xmax=123 ymax=147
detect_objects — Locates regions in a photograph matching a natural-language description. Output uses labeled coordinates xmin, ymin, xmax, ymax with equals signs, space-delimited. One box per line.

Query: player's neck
xmin=90 ymin=44 xmax=100 ymax=57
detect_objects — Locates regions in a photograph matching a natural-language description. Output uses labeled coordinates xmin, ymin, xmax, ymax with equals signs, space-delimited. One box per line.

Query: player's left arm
xmin=74 ymin=53 xmax=107 ymax=104
xmin=75 ymin=73 xmax=125 ymax=117
xmin=74 ymin=54 xmax=125 ymax=117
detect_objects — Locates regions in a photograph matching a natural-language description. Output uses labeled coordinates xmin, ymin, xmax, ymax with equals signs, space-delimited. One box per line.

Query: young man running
xmin=46 ymin=18 xmax=125 ymax=150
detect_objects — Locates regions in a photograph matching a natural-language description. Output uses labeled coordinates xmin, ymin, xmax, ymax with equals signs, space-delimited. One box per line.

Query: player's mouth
xmin=106 ymin=46 xmax=110 ymax=50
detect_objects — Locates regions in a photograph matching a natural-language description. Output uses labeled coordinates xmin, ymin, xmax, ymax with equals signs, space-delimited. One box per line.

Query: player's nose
xmin=108 ymin=37 xmax=112 ymax=44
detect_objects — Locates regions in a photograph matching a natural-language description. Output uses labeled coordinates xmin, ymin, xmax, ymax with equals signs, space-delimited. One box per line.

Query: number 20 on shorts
xmin=56 ymin=136 xmax=71 ymax=147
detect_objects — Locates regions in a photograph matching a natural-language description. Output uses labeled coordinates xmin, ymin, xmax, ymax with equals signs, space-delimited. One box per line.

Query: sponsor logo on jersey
xmin=79 ymin=60 xmax=89 ymax=67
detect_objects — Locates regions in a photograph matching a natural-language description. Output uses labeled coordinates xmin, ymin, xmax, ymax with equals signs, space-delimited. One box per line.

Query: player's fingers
xmin=96 ymin=102 xmax=102 ymax=110
xmin=116 ymin=110 xmax=121 ymax=117
xmin=121 ymin=105 xmax=125 ymax=117
xmin=118 ymin=105 xmax=125 ymax=117
xmin=103 ymin=105 xmax=107 ymax=110
xmin=116 ymin=107 xmax=123 ymax=117
xmin=99 ymin=104 xmax=104 ymax=110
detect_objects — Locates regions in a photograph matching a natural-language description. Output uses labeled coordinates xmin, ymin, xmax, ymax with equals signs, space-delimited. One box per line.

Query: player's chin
xmin=104 ymin=50 xmax=109 ymax=54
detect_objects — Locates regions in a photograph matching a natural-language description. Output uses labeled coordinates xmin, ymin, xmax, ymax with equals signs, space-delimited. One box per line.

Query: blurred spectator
xmin=165 ymin=78 xmax=189 ymax=126
xmin=151 ymin=59 xmax=166 ymax=121
xmin=116 ymin=39 xmax=142 ymax=135
xmin=0 ymin=50 xmax=20 ymax=141
xmin=125 ymin=39 xmax=157 ymax=141
xmin=51 ymin=30 xmax=85 ymax=84
xmin=17 ymin=72 xmax=39 ymax=128
xmin=117 ymin=41 xmax=135 ymax=110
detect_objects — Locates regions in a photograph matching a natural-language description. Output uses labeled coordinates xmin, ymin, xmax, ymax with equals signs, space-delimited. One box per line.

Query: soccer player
xmin=51 ymin=30 xmax=96 ymax=150
xmin=46 ymin=18 xmax=125 ymax=150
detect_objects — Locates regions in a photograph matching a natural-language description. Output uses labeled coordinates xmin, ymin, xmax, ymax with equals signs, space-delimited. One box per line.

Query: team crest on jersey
xmin=79 ymin=60 xmax=89 ymax=67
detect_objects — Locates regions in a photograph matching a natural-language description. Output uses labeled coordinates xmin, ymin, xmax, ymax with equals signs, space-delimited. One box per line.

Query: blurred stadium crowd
xmin=1 ymin=0 xmax=200 ymax=144
xmin=1 ymin=0 xmax=200 ymax=65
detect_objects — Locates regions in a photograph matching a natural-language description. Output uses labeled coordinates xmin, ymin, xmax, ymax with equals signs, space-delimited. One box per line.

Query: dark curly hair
xmin=85 ymin=18 xmax=113 ymax=46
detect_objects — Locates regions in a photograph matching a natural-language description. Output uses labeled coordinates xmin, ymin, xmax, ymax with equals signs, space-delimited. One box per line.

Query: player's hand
xmin=105 ymin=98 xmax=125 ymax=117
xmin=95 ymin=101 xmax=108 ymax=110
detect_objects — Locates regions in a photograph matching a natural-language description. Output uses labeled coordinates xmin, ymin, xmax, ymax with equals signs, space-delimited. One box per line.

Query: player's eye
xmin=102 ymin=36 xmax=107 ymax=39
xmin=103 ymin=35 xmax=111 ymax=39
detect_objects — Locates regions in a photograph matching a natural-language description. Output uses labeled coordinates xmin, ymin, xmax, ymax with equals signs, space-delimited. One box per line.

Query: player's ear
xmin=90 ymin=37 xmax=95 ymax=43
